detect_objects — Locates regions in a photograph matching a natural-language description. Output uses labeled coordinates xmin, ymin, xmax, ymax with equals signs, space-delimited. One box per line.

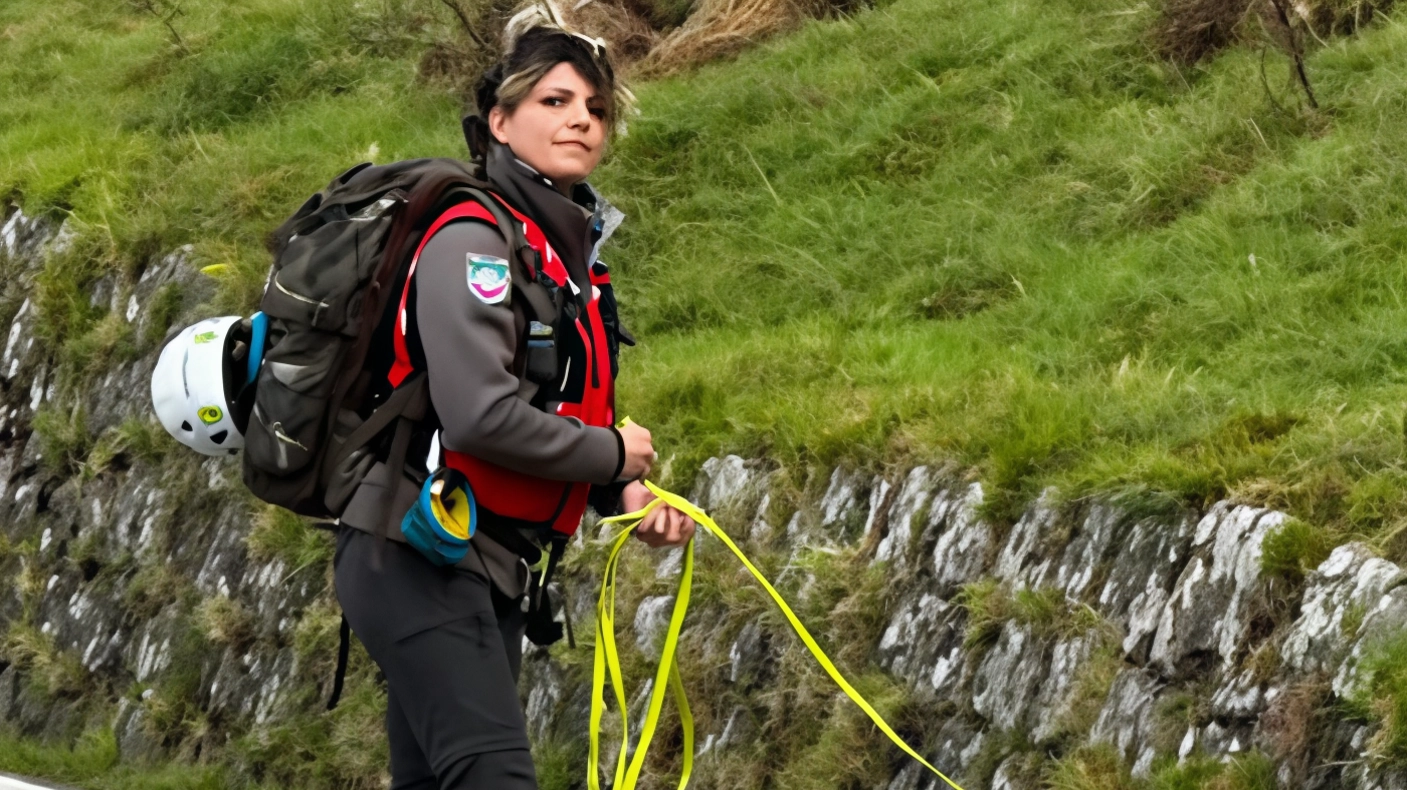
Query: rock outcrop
xmin=2 ymin=204 xmax=1406 ymax=788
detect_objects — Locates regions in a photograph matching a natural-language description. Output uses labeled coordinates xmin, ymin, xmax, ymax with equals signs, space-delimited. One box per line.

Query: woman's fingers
xmin=633 ymin=506 xmax=697 ymax=547
xmin=662 ymin=508 xmax=681 ymax=542
xmin=669 ymin=509 xmax=694 ymax=543
xmin=638 ymin=507 xmax=663 ymax=539
xmin=635 ymin=507 xmax=666 ymax=546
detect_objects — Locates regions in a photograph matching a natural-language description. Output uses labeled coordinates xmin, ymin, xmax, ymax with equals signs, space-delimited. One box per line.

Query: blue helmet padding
xmin=246 ymin=311 xmax=268 ymax=386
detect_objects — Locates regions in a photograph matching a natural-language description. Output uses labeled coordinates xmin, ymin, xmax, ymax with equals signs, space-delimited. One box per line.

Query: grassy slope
xmin=607 ymin=1 xmax=1407 ymax=531
xmin=5 ymin=2 xmax=1407 ymax=785
xmin=7 ymin=0 xmax=1407 ymax=541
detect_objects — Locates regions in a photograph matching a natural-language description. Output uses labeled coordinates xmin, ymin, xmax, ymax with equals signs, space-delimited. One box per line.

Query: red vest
xmin=388 ymin=195 xmax=616 ymax=536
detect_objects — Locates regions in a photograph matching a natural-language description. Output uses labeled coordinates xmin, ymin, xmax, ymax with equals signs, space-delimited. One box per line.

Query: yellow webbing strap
xmin=589 ymin=482 xmax=964 ymax=790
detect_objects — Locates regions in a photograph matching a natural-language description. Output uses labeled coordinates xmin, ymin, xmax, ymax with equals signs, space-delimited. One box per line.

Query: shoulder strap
xmin=388 ymin=189 xmax=564 ymax=389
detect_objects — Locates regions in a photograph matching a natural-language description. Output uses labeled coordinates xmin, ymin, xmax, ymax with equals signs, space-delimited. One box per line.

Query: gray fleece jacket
xmin=340 ymin=144 xmax=625 ymax=596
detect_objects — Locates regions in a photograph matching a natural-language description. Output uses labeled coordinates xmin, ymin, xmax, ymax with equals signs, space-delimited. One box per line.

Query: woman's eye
xmin=544 ymin=97 xmax=565 ymax=106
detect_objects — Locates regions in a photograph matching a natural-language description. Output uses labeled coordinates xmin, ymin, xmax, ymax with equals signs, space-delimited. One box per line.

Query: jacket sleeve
xmin=414 ymin=219 xmax=624 ymax=484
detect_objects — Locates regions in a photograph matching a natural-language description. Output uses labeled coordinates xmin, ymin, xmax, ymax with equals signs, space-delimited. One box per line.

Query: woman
xmin=333 ymin=8 xmax=695 ymax=789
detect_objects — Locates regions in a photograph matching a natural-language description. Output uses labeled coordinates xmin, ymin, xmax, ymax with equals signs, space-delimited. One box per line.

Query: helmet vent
xmin=210 ymin=430 xmax=228 ymax=445
xmin=181 ymin=421 xmax=193 ymax=432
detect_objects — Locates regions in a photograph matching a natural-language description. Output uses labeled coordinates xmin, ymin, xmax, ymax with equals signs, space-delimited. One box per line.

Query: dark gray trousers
xmin=334 ymin=529 xmax=539 ymax=790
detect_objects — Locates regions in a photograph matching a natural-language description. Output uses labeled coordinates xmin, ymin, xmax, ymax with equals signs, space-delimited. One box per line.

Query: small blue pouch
xmin=401 ymin=468 xmax=476 ymax=566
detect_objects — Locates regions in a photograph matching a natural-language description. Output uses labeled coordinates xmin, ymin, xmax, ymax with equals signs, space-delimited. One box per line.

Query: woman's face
xmin=489 ymin=62 xmax=608 ymax=192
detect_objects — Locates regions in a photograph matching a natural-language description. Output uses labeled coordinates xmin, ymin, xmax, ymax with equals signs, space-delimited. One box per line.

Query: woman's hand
xmin=621 ymin=480 xmax=695 ymax=548
xmin=616 ymin=421 xmax=656 ymax=481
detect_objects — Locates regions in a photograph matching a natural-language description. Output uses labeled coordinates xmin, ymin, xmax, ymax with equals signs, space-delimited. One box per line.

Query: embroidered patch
xmin=467 ymin=255 xmax=511 ymax=304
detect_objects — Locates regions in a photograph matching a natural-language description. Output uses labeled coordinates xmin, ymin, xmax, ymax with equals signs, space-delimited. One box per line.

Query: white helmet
xmin=151 ymin=315 xmax=253 ymax=456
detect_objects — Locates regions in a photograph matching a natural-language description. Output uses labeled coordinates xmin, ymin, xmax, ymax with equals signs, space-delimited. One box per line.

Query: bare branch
xmin=439 ymin=0 xmax=490 ymax=49
xmin=1264 ymin=0 xmax=1319 ymax=109
xmin=129 ymin=0 xmax=187 ymax=52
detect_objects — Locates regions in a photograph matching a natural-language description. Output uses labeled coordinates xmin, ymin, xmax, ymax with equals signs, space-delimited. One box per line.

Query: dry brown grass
xmin=1260 ymin=676 xmax=1333 ymax=783
xmin=1153 ymin=0 xmax=1393 ymax=66
xmin=412 ymin=0 xmax=865 ymax=88
xmin=635 ymin=0 xmax=805 ymax=76
xmin=563 ymin=0 xmax=662 ymax=64
xmin=1292 ymin=0 xmax=1394 ymax=37
xmin=1154 ymin=0 xmax=1255 ymax=65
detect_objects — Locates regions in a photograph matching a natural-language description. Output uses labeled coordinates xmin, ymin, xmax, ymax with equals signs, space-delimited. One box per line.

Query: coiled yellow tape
xmin=588 ymin=480 xmax=966 ymax=790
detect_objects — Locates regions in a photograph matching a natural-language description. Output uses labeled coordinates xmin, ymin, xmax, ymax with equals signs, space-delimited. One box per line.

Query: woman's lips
xmin=556 ymin=140 xmax=591 ymax=152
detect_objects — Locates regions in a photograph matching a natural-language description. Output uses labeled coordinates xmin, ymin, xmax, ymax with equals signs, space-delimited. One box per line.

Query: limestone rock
xmin=1091 ymin=668 xmax=1161 ymax=768
xmin=972 ymin=622 xmax=1050 ymax=731
xmin=1283 ymin=543 xmax=1406 ymax=677
xmin=877 ymin=590 xmax=965 ymax=694
xmin=928 ymin=482 xmax=992 ymax=592
xmin=1149 ymin=503 xmax=1282 ymax=677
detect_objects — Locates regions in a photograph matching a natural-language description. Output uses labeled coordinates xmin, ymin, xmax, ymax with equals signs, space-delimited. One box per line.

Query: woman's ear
xmin=488 ymin=106 xmax=510 ymax=145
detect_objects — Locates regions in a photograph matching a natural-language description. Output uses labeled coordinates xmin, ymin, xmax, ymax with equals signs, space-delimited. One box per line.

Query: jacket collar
xmin=485 ymin=141 xmax=602 ymax=290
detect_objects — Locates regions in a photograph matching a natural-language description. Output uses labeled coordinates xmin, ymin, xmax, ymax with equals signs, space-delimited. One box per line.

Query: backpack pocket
xmin=244 ymin=328 xmax=345 ymax=475
xmin=264 ymin=206 xmax=398 ymax=336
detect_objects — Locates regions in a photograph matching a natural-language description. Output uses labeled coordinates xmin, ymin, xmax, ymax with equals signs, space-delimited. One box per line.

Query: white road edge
xmin=0 ymin=775 xmax=70 ymax=790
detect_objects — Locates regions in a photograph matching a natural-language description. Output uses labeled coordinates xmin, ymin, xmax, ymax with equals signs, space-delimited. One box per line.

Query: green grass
xmin=0 ymin=728 xmax=258 ymax=790
xmin=1348 ymin=630 xmax=1407 ymax=765
xmin=7 ymin=0 xmax=1407 ymax=784
xmin=1044 ymin=747 xmax=1278 ymax=790
xmin=7 ymin=0 xmax=1407 ymax=541
xmin=1147 ymin=752 xmax=1278 ymax=790
xmin=0 ymin=623 xmax=89 ymax=699
xmin=245 ymin=502 xmax=334 ymax=571
xmin=1260 ymin=516 xmax=1345 ymax=583
xmin=770 ymin=671 xmax=912 ymax=790
xmin=956 ymin=578 xmax=1103 ymax=651
xmin=1046 ymin=744 xmax=1136 ymax=790
xmin=604 ymin=0 xmax=1407 ymax=529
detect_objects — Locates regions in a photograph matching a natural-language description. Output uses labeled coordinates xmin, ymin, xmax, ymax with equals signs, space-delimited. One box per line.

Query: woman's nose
xmin=567 ymin=100 xmax=592 ymax=130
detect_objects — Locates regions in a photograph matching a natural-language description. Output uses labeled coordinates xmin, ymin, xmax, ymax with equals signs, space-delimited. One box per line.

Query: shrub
xmin=1348 ymin=630 xmax=1407 ymax=766
xmin=1045 ymin=744 xmax=1136 ymax=790
xmin=0 ymin=623 xmax=89 ymax=697
xmin=196 ymin=595 xmax=256 ymax=648
xmin=246 ymin=504 xmax=333 ymax=572
xmin=31 ymin=405 xmax=91 ymax=475
xmin=1260 ymin=518 xmax=1340 ymax=583
xmin=1154 ymin=0 xmax=1253 ymax=65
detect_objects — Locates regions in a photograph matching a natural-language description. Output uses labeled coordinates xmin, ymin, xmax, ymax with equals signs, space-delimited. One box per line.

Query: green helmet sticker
xmin=193 ymin=331 xmax=218 ymax=344
xmin=197 ymin=405 xmax=223 ymax=425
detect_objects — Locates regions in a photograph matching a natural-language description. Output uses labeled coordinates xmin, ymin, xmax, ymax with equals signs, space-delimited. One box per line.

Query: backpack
xmin=240 ymin=158 xmax=561 ymax=521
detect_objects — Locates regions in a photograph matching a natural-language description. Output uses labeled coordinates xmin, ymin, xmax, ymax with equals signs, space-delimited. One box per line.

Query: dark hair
xmin=462 ymin=25 xmax=622 ymax=160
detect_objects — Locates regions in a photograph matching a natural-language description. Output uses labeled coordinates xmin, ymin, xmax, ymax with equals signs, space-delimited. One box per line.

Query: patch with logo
xmin=467 ymin=255 xmax=511 ymax=305
xmin=197 ymin=405 xmax=224 ymax=425
xmin=193 ymin=331 xmax=218 ymax=344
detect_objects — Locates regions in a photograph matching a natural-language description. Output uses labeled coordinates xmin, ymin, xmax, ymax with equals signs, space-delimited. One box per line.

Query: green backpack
xmin=240 ymin=158 xmax=561 ymax=520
